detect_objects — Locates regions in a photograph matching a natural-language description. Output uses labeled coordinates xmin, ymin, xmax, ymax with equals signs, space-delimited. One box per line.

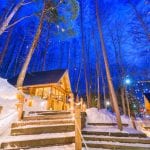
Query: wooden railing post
xmin=75 ymin=104 xmax=82 ymax=150
xmin=17 ymin=102 xmax=24 ymax=121
xmin=70 ymin=98 xmax=74 ymax=113
xmin=16 ymin=92 xmax=24 ymax=121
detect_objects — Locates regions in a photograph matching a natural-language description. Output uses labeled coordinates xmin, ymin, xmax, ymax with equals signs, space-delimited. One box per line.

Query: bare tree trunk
xmin=0 ymin=28 xmax=13 ymax=66
xmin=95 ymin=0 xmax=122 ymax=130
xmin=108 ymin=26 xmax=126 ymax=115
xmin=121 ymin=87 xmax=126 ymax=115
xmin=101 ymin=71 xmax=106 ymax=108
xmin=96 ymin=63 xmax=100 ymax=109
xmin=80 ymin=1 xmax=91 ymax=108
xmin=92 ymin=29 xmax=101 ymax=109
xmin=75 ymin=63 xmax=82 ymax=94
xmin=17 ymin=3 xmax=45 ymax=87
xmin=0 ymin=0 xmax=25 ymax=35
xmin=125 ymin=87 xmax=131 ymax=117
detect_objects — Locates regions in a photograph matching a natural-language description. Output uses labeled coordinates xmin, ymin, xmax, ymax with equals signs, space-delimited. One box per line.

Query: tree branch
xmin=22 ymin=1 xmax=33 ymax=6
xmin=6 ymin=15 xmax=33 ymax=29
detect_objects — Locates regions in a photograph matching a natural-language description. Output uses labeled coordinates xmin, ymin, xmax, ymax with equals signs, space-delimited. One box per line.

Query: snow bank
xmin=0 ymin=78 xmax=18 ymax=117
xmin=0 ymin=111 xmax=17 ymax=136
xmin=0 ymin=78 xmax=18 ymax=136
xmin=86 ymin=108 xmax=116 ymax=123
xmin=86 ymin=107 xmax=131 ymax=124
xmin=0 ymin=78 xmax=18 ymax=99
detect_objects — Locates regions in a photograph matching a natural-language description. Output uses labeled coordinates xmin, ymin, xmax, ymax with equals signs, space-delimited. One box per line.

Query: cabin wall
xmin=23 ymin=84 xmax=72 ymax=111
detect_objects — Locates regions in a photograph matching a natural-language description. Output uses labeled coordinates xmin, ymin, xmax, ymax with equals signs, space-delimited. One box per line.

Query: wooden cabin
xmin=143 ymin=93 xmax=150 ymax=114
xmin=8 ymin=69 xmax=72 ymax=110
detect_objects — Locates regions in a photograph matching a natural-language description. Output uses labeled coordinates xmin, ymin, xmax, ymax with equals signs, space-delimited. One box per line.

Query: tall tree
xmin=108 ymin=21 xmax=127 ymax=115
xmin=95 ymin=0 xmax=122 ymax=130
xmin=17 ymin=2 xmax=46 ymax=87
xmin=17 ymin=0 xmax=79 ymax=87
xmin=92 ymin=29 xmax=101 ymax=109
xmin=80 ymin=1 xmax=91 ymax=108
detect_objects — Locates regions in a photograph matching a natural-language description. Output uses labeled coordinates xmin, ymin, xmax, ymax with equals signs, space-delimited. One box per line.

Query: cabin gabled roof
xmin=8 ymin=69 xmax=67 ymax=87
xmin=144 ymin=93 xmax=150 ymax=102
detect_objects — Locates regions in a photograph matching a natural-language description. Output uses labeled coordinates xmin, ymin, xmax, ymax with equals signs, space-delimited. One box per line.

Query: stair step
xmin=29 ymin=111 xmax=71 ymax=116
xmin=23 ymin=114 xmax=73 ymax=121
xmin=82 ymin=131 xmax=147 ymax=138
xmin=83 ymin=141 xmax=150 ymax=150
xmin=11 ymin=119 xmax=74 ymax=128
xmin=11 ymin=124 xmax=75 ymax=136
xmin=84 ymin=135 xmax=150 ymax=144
xmin=0 ymin=132 xmax=75 ymax=149
xmin=88 ymin=123 xmax=128 ymax=126
xmin=144 ymin=126 xmax=150 ymax=130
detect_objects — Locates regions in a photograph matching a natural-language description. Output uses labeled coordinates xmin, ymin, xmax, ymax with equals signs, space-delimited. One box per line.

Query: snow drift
xmin=86 ymin=107 xmax=130 ymax=124
xmin=0 ymin=78 xmax=18 ymax=135
xmin=0 ymin=78 xmax=18 ymax=117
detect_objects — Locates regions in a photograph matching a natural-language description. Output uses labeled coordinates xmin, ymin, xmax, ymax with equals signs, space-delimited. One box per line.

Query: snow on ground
xmin=0 ymin=111 xmax=17 ymax=136
xmin=86 ymin=108 xmax=116 ymax=123
xmin=0 ymin=78 xmax=18 ymax=136
xmin=86 ymin=107 xmax=131 ymax=124
xmin=0 ymin=78 xmax=18 ymax=117
xmin=0 ymin=78 xmax=18 ymax=99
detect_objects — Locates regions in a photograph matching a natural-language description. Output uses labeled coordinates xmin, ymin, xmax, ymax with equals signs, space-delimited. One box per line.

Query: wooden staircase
xmin=0 ymin=111 xmax=75 ymax=150
xmin=82 ymin=123 xmax=150 ymax=150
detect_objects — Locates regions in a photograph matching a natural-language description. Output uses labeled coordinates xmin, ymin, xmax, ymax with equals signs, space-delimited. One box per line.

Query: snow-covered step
xmin=144 ymin=126 xmax=150 ymax=130
xmin=0 ymin=132 xmax=75 ymax=149
xmin=11 ymin=124 xmax=75 ymax=136
xmin=23 ymin=114 xmax=74 ymax=121
xmin=82 ymin=126 xmax=147 ymax=138
xmin=88 ymin=123 xmax=128 ymax=127
xmin=11 ymin=118 xmax=74 ymax=128
xmin=84 ymin=135 xmax=150 ymax=144
xmin=29 ymin=110 xmax=71 ymax=116
xmin=83 ymin=140 xmax=150 ymax=150
xmin=82 ymin=130 xmax=146 ymax=138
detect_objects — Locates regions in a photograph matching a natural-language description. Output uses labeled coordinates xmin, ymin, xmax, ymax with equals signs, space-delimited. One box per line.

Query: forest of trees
xmin=0 ymin=0 xmax=149 ymax=128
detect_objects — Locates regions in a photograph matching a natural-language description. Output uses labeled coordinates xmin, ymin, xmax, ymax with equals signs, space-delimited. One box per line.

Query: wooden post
xmin=17 ymin=102 xmax=24 ymax=121
xmin=80 ymin=98 xmax=83 ymax=111
xmin=0 ymin=106 xmax=3 ymax=114
xmin=70 ymin=98 xmax=74 ymax=113
xmin=75 ymin=104 xmax=82 ymax=150
xmin=126 ymin=93 xmax=131 ymax=118
xmin=16 ymin=92 xmax=24 ymax=121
